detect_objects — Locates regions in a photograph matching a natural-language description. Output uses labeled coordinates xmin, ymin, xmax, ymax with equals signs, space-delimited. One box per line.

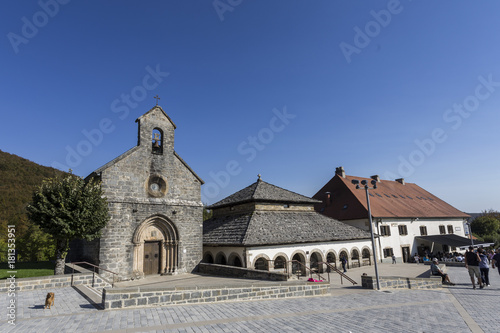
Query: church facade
xmin=79 ymin=106 xmax=204 ymax=280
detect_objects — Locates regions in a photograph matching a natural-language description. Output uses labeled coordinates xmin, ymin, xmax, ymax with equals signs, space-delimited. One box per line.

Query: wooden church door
xmin=143 ymin=241 xmax=161 ymax=275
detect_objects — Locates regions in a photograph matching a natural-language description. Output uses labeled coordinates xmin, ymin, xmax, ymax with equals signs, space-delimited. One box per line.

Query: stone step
xmin=73 ymin=285 xmax=103 ymax=309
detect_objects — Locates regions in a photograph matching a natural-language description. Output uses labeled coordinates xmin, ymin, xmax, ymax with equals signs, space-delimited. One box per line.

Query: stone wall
xmin=361 ymin=275 xmax=442 ymax=290
xmin=0 ymin=264 xmax=111 ymax=293
xmin=103 ymin=282 xmax=330 ymax=309
xmin=198 ymin=263 xmax=288 ymax=281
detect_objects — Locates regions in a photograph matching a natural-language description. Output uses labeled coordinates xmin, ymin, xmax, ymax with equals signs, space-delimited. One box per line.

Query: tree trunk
xmin=54 ymin=238 xmax=69 ymax=275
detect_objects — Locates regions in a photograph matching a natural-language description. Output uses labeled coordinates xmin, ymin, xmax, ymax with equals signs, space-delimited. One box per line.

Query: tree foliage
xmin=471 ymin=209 xmax=500 ymax=247
xmin=18 ymin=224 xmax=56 ymax=262
xmin=27 ymin=174 xmax=109 ymax=274
xmin=203 ymin=205 xmax=213 ymax=221
xmin=471 ymin=216 xmax=500 ymax=236
xmin=0 ymin=150 xmax=68 ymax=262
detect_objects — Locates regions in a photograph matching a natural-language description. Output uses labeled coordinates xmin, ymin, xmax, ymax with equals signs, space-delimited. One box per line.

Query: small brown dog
xmin=44 ymin=292 xmax=55 ymax=309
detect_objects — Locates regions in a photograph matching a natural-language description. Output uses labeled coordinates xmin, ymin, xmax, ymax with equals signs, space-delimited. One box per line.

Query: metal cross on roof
xmin=154 ymin=95 xmax=160 ymax=106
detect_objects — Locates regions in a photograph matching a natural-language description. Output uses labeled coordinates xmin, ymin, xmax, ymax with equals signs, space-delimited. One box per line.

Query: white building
xmin=203 ymin=177 xmax=373 ymax=275
xmin=313 ymin=167 xmax=471 ymax=263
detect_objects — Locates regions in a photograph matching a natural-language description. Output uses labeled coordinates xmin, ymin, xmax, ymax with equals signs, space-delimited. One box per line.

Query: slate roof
xmin=208 ymin=178 xmax=320 ymax=209
xmin=203 ymin=210 xmax=371 ymax=246
xmin=204 ymin=178 xmax=370 ymax=246
xmin=313 ymin=174 xmax=470 ymax=220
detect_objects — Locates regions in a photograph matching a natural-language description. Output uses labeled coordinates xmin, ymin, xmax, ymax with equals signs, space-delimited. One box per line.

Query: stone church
xmin=71 ymin=106 xmax=204 ymax=280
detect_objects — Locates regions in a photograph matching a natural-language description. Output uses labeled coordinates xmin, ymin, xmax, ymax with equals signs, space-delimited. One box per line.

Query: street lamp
xmin=466 ymin=221 xmax=474 ymax=246
xmin=352 ymin=178 xmax=381 ymax=290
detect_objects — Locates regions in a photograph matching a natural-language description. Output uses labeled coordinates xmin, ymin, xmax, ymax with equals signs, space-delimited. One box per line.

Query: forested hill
xmin=0 ymin=149 xmax=67 ymax=237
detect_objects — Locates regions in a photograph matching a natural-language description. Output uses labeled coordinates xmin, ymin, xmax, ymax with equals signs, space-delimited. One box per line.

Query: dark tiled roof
xmin=314 ymin=174 xmax=470 ymax=220
xmin=208 ymin=179 xmax=320 ymax=209
xmin=203 ymin=210 xmax=371 ymax=246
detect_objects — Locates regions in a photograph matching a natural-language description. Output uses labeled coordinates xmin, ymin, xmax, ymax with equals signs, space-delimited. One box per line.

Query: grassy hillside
xmin=0 ymin=150 xmax=68 ymax=262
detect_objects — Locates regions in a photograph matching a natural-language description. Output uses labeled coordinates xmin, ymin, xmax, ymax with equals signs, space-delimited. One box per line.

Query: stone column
xmin=165 ymin=240 xmax=172 ymax=273
xmin=133 ymin=242 xmax=142 ymax=276
xmin=172 ymin=241 xmax=178 ymax=272
xmin=161 ymin=241 xmax=167 ymax=274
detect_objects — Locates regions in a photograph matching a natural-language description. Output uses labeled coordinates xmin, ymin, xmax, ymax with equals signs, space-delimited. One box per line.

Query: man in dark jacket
xmin=465 ymin=246 xmax=484 ymax=289
xmin=492 ymin=248 xmax=500 ymax=276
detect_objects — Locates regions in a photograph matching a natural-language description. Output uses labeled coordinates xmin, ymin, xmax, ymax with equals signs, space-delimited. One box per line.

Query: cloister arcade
xmin=202 ymin=245 xmax=373 ymax=276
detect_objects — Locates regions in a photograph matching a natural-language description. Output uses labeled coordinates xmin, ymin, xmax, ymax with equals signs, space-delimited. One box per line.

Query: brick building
xmin=313 ymin=166 xmax=471 ymax=263
xmin=72 ymin=106 xmax=204 ymax=280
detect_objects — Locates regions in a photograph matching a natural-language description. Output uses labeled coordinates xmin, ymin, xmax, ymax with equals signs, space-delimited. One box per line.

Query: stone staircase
xmin=73 ymin=284 xmax=104 ymax=309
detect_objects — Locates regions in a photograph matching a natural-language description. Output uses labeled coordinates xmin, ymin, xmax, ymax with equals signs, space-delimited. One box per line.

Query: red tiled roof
xmin=313 ymin=174 xmax=470 ymax=220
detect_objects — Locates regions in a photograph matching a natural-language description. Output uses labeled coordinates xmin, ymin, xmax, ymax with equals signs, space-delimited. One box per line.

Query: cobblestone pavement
xmin=1 ymin=265 xmax=498 ymax=333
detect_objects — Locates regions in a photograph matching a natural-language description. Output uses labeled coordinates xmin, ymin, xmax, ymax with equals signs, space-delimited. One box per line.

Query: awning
xmin=415 ymin=234 xmax=493 ymax=249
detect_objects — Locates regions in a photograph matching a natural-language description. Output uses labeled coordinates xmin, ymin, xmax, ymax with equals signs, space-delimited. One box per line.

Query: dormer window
xmin=152 ymin=128 xmax=163 ymax=154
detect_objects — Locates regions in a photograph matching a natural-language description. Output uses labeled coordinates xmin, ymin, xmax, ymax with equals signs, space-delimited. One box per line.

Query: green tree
xmin=26 ymin=174 xmax=109 ymax=275
xmin=203 ymin=205 xmax=213 ymax=221
xmin=471 ymin=215 xmax=500 ymax=237
xmin=0 ymin=238 xmax=7 ymax=262
xmin=17 ymin=224 xmax=56 ymax=262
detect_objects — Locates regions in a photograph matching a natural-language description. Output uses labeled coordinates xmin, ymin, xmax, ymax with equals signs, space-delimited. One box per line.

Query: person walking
xmin=492 ymin=248 xmax=500 ymax=276
xmin=465 ymin=246 xmax=484 ymax=289
xmin=341 ymin=256 xmax=347 ymax=273
xmin=478 ymin=248 xmax=490 ymax=286
xmin=392 ymin=254 xmax=396 ymax=264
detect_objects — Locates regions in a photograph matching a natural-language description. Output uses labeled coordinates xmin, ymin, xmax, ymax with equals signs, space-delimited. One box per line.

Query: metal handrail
xmin=286 ymin=260 xmax=326 ymax=281
xmin=70 ymin=261 xmax=119 ymax=288
xmin=319 ymin=262 xmax=357 ymax=285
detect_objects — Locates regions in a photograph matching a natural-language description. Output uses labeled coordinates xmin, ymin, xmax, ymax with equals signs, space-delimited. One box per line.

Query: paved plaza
xmin=1 ymin=264 xmax=499 ymax=332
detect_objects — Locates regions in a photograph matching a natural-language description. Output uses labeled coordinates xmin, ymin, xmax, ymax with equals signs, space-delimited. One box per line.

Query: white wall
xmin=345 ymin=217 xmax=467 ymax=263
xmin=204 ymin=239 xmax=373 ymax=271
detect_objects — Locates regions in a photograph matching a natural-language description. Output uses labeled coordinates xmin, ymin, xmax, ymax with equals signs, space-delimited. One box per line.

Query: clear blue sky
xmin=2 ymin=0 xmax=499 ymax=212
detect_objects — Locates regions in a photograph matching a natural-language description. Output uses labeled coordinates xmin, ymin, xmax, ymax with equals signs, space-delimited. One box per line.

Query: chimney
xmin=396 ymin=178 xmax=405 ymax=185
xmin=370 ymin=175 xmax=381 ymax=182
xmin=335 ymin=166 xmax=346 ymax=178
xmin=325 ymin=192 xmax=331 ymax=207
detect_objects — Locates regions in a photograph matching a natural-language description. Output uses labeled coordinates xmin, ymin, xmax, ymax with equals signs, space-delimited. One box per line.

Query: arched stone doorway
xmin=362 ymin=248 xmax=371 ymax=266
xmin=274 ymin=256 xmax=287 ymax=270
xmin=132 ymin=216 xmax=178 ymax=276
xmin=310 ymin=252 xmax=323 ymax=273
xmin=215 ymin=252 xmax=227 ymax=265
xmin=254 ymin=257 xmax=268 ymax=270
xmin=203 ymin=252 xmax=214 ymax=263
xmin=228 ymin=253 xmax=242 ymax=267
xmin=326 ymin=251 xmax=336 ymax=268
xmin=339 ymin=250 xmax=349 ymax=270
xmin=233 ymin=256 xmax=242 ymax=267
xmin=351 ymin=249 xmax=360 ymax=268
xmin=291 ymin=253 xmax=306 ymax=276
